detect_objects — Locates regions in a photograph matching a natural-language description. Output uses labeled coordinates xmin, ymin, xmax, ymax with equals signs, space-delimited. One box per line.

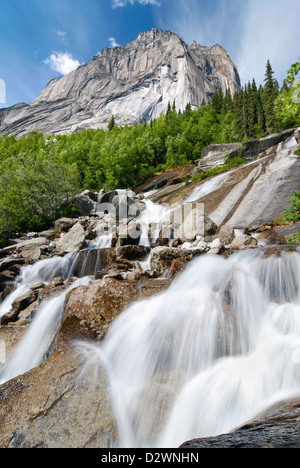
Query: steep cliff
xmin=0 ymin=29 xmax=240 ymax=137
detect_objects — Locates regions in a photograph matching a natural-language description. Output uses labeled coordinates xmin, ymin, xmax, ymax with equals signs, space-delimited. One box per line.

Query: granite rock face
xmin=0 ymin=29 xmax=240 ymax=137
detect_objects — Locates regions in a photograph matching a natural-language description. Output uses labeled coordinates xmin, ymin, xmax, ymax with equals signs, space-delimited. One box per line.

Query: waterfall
xmin=77 ymin=247 xmax=300 ymax=448
xmin=138 ymin=199 xmax=171 ymax=246
xmin=1 ymin=182 xmax=300 ymax=448
xmin=0 ymin=252 xmax=76 ymax=320
xmin=0 ymin=276 xmax=93 ymax=385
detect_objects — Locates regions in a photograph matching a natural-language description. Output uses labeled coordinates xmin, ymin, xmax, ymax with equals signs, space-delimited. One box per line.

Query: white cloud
xmin=108 ymin=37 xmax=120 ymax=48
xmin=57 ymin=30 xmax=68 ymax=43
xmin=44 ymin=51 xmax=81 ymax=76
xmin=57 ymin=30 xmax=67 ymax=38
xmin=112 ymin=0 xmax=160 ymax=8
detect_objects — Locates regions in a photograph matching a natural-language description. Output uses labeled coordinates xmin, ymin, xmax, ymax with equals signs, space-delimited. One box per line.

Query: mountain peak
xmin=0 ymin=29 xmax=241 ymax=137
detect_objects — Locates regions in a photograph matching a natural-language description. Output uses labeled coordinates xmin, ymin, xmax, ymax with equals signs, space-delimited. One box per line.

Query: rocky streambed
xmin=0 ymin=128 xmax=300 ymax=448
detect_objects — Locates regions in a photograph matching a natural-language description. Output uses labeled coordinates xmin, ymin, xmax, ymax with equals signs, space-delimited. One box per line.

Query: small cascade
xmin=138 ymin=199 xmax=171 ymax=246
xmin=0 ymin=253 xmax=76 ymax=320
xmin=0 ymin=276 xmax=93 ymax=385
xmin=185 ymin=171 xmax=233 ymax=203
xmin=69 ymin=249 xmax=104 ymax=277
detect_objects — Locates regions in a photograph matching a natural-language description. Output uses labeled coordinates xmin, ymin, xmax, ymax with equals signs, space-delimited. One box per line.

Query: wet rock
xmin=150 ymin=246 xmax=203 ymax=276
xmin=1 ymin=290 xmax=38 ymax=325
xmin=218 ymin=225 xmax=235 ymax=245
xmin=0 ymin=342 xmax=117 ymax=448
xmin=230 ymin=235 xmax=258 ymax=250
xmin=0 ymin=257 xmax=25 ymax=273
xmin=62 ymin=277 xmax=169 ymax=340
xmin=118 ymin=219 xmax=141 ymax=246
xmin=169 ymin=258 xmax=189 ymax=279
xmin=0 ymin=270 xmax=16 ymax=288
xmin=11 ymin=290 xmax=37 ymax=313
xmin=18 ymin=302 xmax=38 ymax=322
xmin=71 ymin=248 xmax=117 ymax=278
xmin=0 ymin=282 xmax=17 ymax=301
xmin=180 ymin=399 xmax=300 ymax=449
xmin=116 ymin=245 xmax=151 ymax=261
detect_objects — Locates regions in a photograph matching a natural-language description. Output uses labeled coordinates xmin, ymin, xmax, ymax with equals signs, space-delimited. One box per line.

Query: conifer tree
xmin=263 ymin=60 xmax=279 ymax=131
xmin=211 ymin=86 xmax=224 ymax=113
xmin=108 ymin=115 xmax=116 ymax=131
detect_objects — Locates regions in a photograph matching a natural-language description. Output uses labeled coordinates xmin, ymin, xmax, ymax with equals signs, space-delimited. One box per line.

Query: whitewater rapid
xmin=0 ymin=185 xmax=300 ymax=448
xmin=77 ymin=247 xmax=300 ymax=448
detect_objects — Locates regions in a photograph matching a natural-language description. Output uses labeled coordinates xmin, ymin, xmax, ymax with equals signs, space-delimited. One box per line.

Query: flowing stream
xmin=0 ymin=190 xmax=300 ymax=447
xmin=77 ymin=247 xmax=300 ymax=448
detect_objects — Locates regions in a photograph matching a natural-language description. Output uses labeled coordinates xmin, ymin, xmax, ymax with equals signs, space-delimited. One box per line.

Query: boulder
xmin=11 ymin=290 xmax=37 ymax=313
xmin=0 ymin=290 xmax=38 ymax=325
xmin=180 ymin=398 xmax=300 ymax=448
xmin=175 ymin=204 xmax=218 ymax=242
xmin=54 ymin=218 xmax=76 ymax=232
xmin=12 ymin=237 xmax=50 ymax=261
xmin=195 ymin=128 xmax=296 ymax=172
xmin=96 ymin=189 xmax=140 ymax=221
xmin=195 ymin=143 xmax=242 ymax=172
xmin=118 ymin=219 xmax=141 ymax=246
xmin=207 ymin=237 xmax=223 ymax=255
xmin=218 ymin=225 xmax=235 ymax=245
xmin=74 ymin=190 xmax=98 ymax=216
xmin=230 ymin=235 xmax=258 ymax=250
xmin=0 ymin=257 xmax=25 ymax=273
xmin=0 ymin=342 xmax=117 ymax=448
xmin=55 ymin=223 xmax=86 ymax=253
xmin=150 ymin=246 xmax=203 ymax=276
xmin=116 ymin=245 xmax=151 ymax=261
xmin=62 ymin=276 xmax=168 ymax=340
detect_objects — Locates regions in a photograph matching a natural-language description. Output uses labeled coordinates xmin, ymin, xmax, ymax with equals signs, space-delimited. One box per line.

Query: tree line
xmin=0 ymin=60 xmax=299 ymax=246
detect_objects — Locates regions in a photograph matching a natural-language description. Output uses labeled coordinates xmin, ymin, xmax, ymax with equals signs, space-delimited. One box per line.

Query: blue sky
xmin=0 ymin=0 xmax=299 ymax=108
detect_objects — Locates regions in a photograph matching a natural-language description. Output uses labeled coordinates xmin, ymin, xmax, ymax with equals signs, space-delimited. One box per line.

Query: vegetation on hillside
xmin=283 ymin=191 xmax=300 ymax=245
xmin=0 ymin=60 xmax=299 ymax=246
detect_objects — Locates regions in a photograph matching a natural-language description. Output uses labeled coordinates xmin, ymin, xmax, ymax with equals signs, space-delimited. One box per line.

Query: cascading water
xmin=0 ymin=275 xmax=93 ymax=385
xmin=77 ymin=247 xmax=300 ymax=448
xmin=138 ymin=199 xmax=171 ymax=247
xmin=1 ymin=179 xmax=300 ymax=448
xmin=185 ymin=171 xmax=233 ymax=203
xmin=0 ymin=252 xmax=76 ymax=320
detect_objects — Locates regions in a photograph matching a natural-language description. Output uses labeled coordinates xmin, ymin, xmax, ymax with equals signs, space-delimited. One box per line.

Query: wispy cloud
xmin=108 ymin=37 xmax=120 ymax=48
xmin=44 ymin=51 xmax=81 ymax=75
xmin=112 ymin=0 xmax=160 ymax=8
xmin=57 ymin=30 xmax=68 ymax=43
